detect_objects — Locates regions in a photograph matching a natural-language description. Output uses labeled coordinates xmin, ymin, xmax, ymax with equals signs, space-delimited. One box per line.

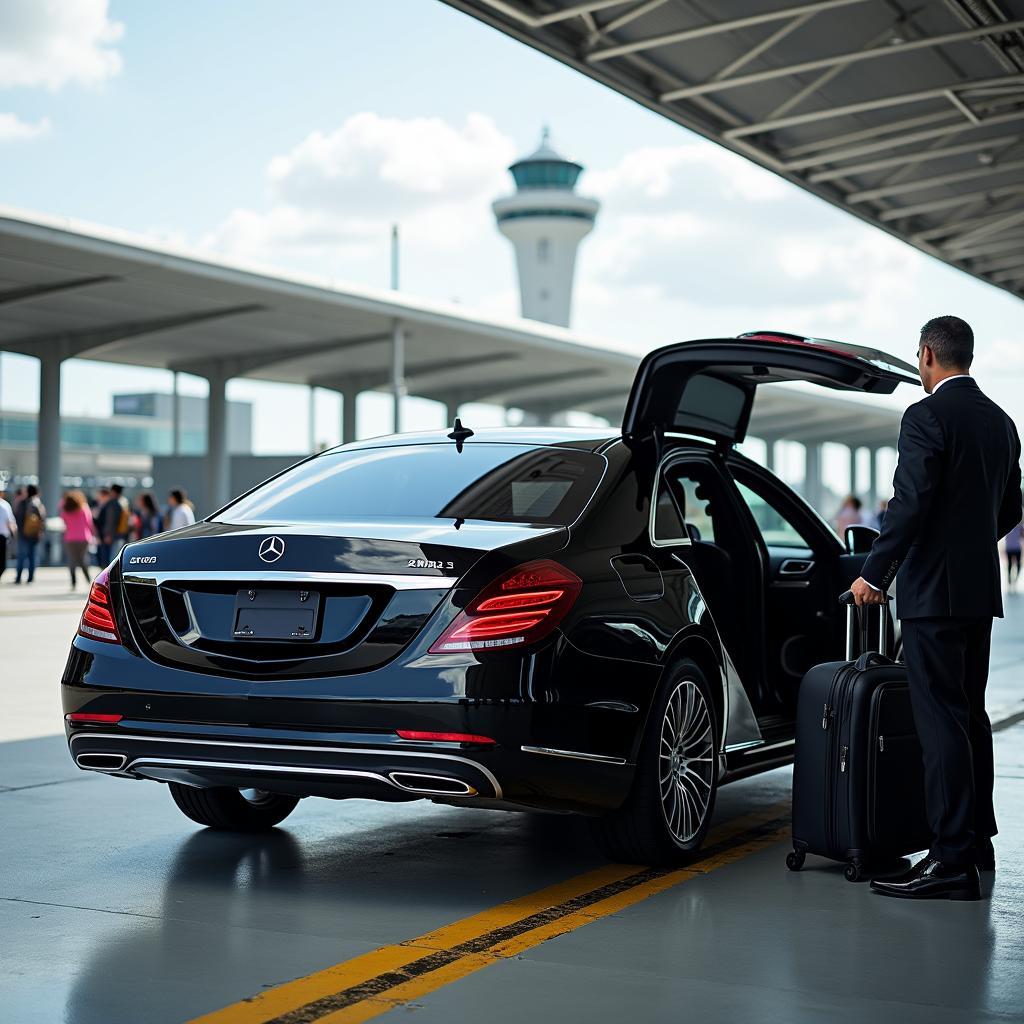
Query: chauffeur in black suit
xmin=850 ymin=316 xmax=1022 ymax=901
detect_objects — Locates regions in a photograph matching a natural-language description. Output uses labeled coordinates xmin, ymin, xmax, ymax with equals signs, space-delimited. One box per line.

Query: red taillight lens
xmin=428 ymin=559 xmax=581 ymax=654
xmin=66 ymin=713 xmax=123 ymax=725
xmin=396 ymin=730 xmax=495 ymax=745
xmin=77 ymin=567 xmax=121 ymax=644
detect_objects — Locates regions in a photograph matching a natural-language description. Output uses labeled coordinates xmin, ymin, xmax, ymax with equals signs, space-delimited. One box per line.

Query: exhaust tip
xmin=76 ymin=752 xmax=128 ymax=772
xmin=389 ymin=772 xmax=476 ymax=796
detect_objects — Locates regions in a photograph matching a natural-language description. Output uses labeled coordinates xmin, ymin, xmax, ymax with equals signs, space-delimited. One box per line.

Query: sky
xmin=1 ymin=0 xmax=1022 ymax=498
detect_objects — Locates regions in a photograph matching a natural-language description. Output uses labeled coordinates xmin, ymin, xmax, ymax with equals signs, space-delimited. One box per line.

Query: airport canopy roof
xmin=446 ymin=0 xmax=1024 ymax=303
xmin=0 ymin=206 xmax=902 ymax=447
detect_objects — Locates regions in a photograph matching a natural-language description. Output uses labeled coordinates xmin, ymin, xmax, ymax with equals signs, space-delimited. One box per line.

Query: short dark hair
xmin=170 ymin=488 xmax=185 ymax=504
xmin=920 ymin=315 xmax=973 ymax=370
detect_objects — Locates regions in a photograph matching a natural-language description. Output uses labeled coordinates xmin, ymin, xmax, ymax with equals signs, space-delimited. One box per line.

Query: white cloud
xmin=0 ymin=0 xmax=123 ymax=91
xmin=573 ymin=141 xmax=924 ymax=345
xmin=202 ymin=112 xmax=517 ymax=294
xmin=0 ymin=111 xmax=49 ymax=141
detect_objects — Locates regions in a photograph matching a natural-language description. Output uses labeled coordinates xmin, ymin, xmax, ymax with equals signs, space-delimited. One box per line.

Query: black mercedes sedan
xmin=62 ymin=332 xmax=918 ymax=864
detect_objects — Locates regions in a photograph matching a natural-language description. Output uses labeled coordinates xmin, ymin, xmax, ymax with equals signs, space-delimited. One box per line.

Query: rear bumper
xmin=61 ymin=632 xmax=656 ymax=813
xmin=64 ymin=721 xmax=633 ymax=813
xmin=68 ymin=729 xmax=501 ymax=802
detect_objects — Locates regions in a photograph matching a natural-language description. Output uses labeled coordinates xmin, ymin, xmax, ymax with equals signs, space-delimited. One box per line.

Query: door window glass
xmin=734 ymin=480 xmax=810 ymax=548
xmin=652 ymin=462 xmax=721 ymax=545
xmin=672 ymin=474 xmax=716 ymax=543
xmin=653 ymin=480 xmax=686 ymax=542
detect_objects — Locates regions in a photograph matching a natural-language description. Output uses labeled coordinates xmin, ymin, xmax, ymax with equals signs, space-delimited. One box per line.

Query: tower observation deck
xmin=493 ymin=129 xmax=600 ymax=327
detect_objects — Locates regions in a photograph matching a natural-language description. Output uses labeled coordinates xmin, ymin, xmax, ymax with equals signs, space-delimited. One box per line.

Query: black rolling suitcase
xmin=787 ymin=593 xmax=930 ymax=881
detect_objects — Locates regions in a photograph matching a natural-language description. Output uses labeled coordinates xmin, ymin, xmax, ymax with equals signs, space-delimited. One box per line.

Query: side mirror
xmin=845 ymin=524 xmax=879 ymax=555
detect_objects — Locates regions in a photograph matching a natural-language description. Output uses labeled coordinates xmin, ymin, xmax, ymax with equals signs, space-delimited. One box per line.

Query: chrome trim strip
xmin=71 ymin=732 xmax=502 ymax=797
xmin=738 ymin=738 xmax=795 ymax=756
xmin=127 ymin=757 xmax=396 ymax=789
xmin=724 ymin=739 xmax=763 ymax=753
xmin=122 ymin=570 xmax=459 ymax=590
xmin=521 ymin=745 xmax=627 ymax=765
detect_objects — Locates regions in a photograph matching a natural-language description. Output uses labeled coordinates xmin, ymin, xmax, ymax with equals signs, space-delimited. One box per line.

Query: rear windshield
xmin=218 ymin=443 xmax=605 ymax=526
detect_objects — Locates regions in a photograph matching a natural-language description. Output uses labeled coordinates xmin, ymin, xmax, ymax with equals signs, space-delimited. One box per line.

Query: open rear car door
xmin=623 ymin=331 xmax=920 ymax=447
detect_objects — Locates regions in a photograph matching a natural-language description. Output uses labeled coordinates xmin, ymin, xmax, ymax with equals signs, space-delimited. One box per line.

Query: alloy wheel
xmin=659 ymin=679 xmax=715 ymax=843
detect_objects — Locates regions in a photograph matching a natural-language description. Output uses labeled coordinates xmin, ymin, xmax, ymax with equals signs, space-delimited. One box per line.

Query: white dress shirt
xmin=929 ymin=374 xmax=971 ymax=394
xmin=0 ymin=497 xmax=15 ymax=538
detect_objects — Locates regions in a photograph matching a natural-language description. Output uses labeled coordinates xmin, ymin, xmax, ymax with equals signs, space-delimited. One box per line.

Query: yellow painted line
xmin=188 ymin=800 xmax=791 ymax=1024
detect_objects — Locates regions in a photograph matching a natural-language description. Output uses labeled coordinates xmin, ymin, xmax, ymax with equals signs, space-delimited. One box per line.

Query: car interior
xmin=728 ymin=461 xmax=843 ymax=722
xmin=653 ymin=457 xmax=765 ymax=706
xmin=654 ymin=450 xmax=863 ymax=731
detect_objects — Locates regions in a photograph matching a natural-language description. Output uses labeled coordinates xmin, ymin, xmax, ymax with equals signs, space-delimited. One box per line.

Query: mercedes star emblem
xmin=258 ymin=536 xmax=286 ymax=563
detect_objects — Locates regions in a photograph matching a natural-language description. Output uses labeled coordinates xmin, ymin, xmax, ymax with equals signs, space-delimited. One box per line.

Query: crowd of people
xmin=833 ymin=494 xmax=889 ymax=533
xmin=0 ymin=484 xmax=195 ymax=589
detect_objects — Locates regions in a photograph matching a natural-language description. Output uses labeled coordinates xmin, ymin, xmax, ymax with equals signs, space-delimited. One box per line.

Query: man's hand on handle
xmin=850 ymin=576 xmax=885 ymax=606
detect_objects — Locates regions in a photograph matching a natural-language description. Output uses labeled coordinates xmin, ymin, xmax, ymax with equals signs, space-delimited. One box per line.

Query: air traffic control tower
xmin=493 ymin=129 xmax=599 ymax=328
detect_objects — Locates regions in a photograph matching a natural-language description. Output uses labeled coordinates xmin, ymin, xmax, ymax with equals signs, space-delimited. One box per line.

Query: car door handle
xmin=779 ymin=558 xmax=814 ymax=576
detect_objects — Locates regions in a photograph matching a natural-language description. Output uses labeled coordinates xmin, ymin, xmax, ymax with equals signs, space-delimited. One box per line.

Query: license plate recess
xmin=232 ymin=589 xmax=320 ymax=641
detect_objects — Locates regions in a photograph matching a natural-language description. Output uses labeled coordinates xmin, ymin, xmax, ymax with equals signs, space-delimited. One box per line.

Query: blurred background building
xmin=0 ymin=391 xmax=251 ymax=494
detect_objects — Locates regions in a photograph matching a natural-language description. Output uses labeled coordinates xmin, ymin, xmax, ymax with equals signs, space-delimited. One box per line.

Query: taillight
xmin=77 ymin=567 xmax=121 ymax=644
xmin=66 ymin=713 xmax=123 ymax=725
xmin=396 ymin=730 xmax=495 ymax=745
xmin=428 ymin=559 xmax=581 ymax=654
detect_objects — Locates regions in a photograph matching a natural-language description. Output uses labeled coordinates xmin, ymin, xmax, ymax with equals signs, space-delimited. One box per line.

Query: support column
xmin=868 ymin=447 xmax=879 ymax=509
xmin=391 ymin=319 xmax=406 ymax=434
xmin=308 ymin=386 xmax=317 ymax=453
xmin=37 ymin=348 xmax=62 ymax=515
xmin=171 ymin=371 xmax=181 ymax=455
xmin=763 ymin=437 xmax=776 ymax=473
xmin=804 ymin=442 xmax=823 ymax=512
xmin=340 ymin=388 xmax=358 ymax=445
xmin=848 ymin=444 xmax=858 ymax=498
xmin=443 ymin=397 xmax=459 ymax=428
xmin=205 ymin=369 xmax=230 ymax=513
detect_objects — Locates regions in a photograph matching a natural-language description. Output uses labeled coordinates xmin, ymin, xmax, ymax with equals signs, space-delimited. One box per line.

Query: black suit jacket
xmin=862 ymin=377 xmax=1022 ymax=620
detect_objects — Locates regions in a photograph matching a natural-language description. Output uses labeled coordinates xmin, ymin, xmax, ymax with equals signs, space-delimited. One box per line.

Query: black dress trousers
xmin=900 ymin=616 xmax=996 ymax=866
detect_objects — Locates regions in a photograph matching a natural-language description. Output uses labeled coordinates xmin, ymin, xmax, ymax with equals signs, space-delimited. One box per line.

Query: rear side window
xmin=218 ymin=444 xmax=605 ymax=526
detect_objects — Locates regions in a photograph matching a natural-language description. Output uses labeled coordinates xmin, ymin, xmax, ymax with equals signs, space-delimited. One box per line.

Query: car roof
xmin=324 ymin=427 xmax=619 ymax=453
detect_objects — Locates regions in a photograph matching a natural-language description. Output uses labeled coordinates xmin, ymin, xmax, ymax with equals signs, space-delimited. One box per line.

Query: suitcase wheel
xmin=786 ymin=849 xmax=805 ymax=872
xmin=844 ymin=860 xmax=865 ymax=883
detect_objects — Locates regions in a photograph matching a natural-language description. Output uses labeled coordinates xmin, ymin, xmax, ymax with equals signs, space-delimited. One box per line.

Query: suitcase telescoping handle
xmin=838 ymin=590 xmax=889 ymax=661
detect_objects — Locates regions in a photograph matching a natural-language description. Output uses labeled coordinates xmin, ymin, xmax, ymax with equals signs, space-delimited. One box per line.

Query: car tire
xmin=169 ymin=783 xmax=299 ymax=830
xmin=590 ymin=659 xmax=719 ymax=866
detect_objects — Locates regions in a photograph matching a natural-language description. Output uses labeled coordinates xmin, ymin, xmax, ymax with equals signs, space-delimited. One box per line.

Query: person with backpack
xmin=97 ymin=484 xmax=131 ymax=566
xmin=14 ymin=484 xmax=46 ymax=584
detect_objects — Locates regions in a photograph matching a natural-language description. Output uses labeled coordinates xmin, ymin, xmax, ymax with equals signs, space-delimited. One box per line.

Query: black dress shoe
xmin=976 ymin=839 xmax=996 ymax=872
xmin=870 ymin=856 xmax=981 ymax=901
